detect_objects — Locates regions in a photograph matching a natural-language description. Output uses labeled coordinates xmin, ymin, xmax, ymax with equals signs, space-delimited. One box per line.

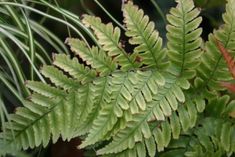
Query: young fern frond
xmin=167 ymin=0 xmax=203 ymax=79
xmin=123 ymin=2 xmax=168 ymax=69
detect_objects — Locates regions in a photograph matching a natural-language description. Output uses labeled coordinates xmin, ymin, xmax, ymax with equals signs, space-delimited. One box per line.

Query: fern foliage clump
xmin=0 ymin=0 xmax=235 ymax=157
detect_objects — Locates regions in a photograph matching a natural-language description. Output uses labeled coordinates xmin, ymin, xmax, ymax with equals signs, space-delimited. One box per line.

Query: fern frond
xmin=160 ymin=95 xmax=235 ymax=157
xmin=0 ymin=72 xmax=96 ymax=152
xmin=79 ymin=70 xmax=166 ymax=149
xmin=0 ymin=99 xmax=60 ymax=150
xmin=65 ymin=38 xmax=117 ymax=76
xmin=167 ymin=118 xmax=235 ymax=157
xmin=197 ymin=0 xmax=235 ymax=90
xmin=75 ymin=83 xmax=96 ymax=128
xmin=79 ymin=72 xmax=137 ymax=148
xmin=0 ymin=86 xmax=95 ymax=151
xmin=73 ymin=77 xmax=111 ymax=136
xmin=167 ymin=0 xmax=203 ymax=78
xmin=82 ymin=15 xmax=140 ymax=70
xmin=95 ymin=73 xmax=190 ymax=155
xmin=96 ymin=85 xmax=204 ymax=155
xmin=53 ymin=54 xmax=96 ymax=83
xmin=123 ymin=2 xmax=168 ymax=69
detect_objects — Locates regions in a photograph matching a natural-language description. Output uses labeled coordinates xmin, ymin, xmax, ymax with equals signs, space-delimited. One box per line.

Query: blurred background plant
xmin=0 ymin=0 xmax=227 ymax=156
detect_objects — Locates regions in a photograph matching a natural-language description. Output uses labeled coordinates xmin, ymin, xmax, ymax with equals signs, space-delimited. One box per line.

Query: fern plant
xmin=0 ymin=0 xmax=235 ymax=157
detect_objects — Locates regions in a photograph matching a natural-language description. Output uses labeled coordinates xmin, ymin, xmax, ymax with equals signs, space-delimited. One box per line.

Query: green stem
xmin=94 ymin=0 xmax=126 ymax=31
xmin=150 ymin=0 xmax=167 ymax=24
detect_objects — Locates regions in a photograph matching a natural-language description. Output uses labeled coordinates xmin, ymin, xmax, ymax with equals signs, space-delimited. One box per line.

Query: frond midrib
xmin=125 ymin=7 xmax=159 ymax=67
xmin=179 ymin=0 xmax=186 ymax=74
xmin=76 ymin=77 xmax=109 ymax=134
xmin=98 ymin=78 xmax=178 ymax=154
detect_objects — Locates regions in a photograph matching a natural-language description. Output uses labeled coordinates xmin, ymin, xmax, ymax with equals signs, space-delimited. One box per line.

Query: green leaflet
xmin=41 ymin=65 xmax=80 ymax=90
xmin=26 ymin=81 xmax=66 ymax=98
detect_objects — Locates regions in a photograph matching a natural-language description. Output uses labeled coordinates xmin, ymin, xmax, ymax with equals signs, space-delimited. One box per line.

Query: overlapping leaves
xmin=0 ymin=0 xmax=235 ymax=157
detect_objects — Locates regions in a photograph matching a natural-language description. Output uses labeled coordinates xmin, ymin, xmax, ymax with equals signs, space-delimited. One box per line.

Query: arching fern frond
xmin=167 ymin=0 xmax=203 ymax=78
xmin=93 ymin=73 xmax=191 ymax=155
xmin=98 ymin=92 xmax=204 ymax=156
xmin=79 ymin=70 xmax=166 ymax=149
xmin=0 ymin=66 xmax=97 ymax=153
xmin=123 ymin=2 xmax=168 ymax=69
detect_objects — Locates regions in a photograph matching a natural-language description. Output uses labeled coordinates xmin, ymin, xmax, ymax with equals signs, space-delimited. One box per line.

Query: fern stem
xmin=150 ymin=0 xmax=167 ymax=24
xmin=94 ymin=0 xmax=126 ymax=31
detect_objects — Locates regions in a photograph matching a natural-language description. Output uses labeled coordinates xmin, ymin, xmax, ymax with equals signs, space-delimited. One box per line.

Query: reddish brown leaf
xmin=215 ymin=39 xmax=235 ymax=79
xmin=221 ymin=82 xmax=235 ymax=93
